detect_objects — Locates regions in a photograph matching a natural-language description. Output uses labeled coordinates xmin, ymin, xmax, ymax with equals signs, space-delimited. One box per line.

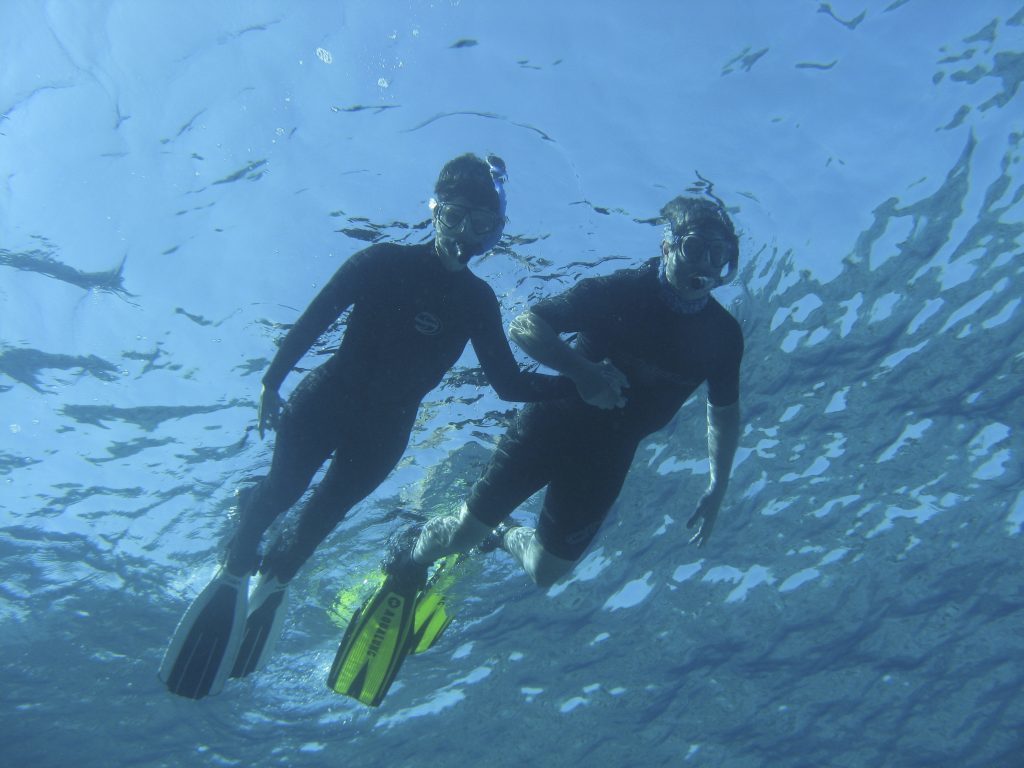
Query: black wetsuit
xmin=229 ymin=241 xmax=573 ymax=581
xmin=467 ymin=257 xmax=744 ymax=560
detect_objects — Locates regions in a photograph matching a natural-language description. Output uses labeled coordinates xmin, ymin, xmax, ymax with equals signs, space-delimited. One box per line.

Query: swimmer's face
xmin=662 ymin=226 xmax=736 ymax=300
xmin=432 ymin=194 xmax=503 ymax=271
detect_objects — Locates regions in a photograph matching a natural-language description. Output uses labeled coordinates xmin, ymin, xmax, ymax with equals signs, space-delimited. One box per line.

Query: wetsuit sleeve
xmin=706 ymin=316 xmax=744 ymax=407
xmin=262 ymin=247 xmax=374 ymax=391
xmin=470 ymin=285 xmax=576 ymax=402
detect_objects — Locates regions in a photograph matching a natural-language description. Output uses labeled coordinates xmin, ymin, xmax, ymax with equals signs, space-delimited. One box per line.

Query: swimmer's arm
xmin=261 ymin=251 xmax=368 ymax=393
xmin=509 ymin=311 xmax=626 ymax=409
xmin=258 ymin=249 xmax=369 ymax=436
xmin=470 ymin=290 xmax=574 ymax=402
xmin=687 ymin=400 xmax=740 ymax=547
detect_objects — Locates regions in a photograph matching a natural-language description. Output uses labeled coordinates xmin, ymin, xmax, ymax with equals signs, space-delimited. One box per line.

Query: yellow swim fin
xmin=411 ymin=553 xmax=462 ymax=654
xmin=327 ymin=553 xmax=465 ymax=706
xmin=326 ymin=573 xmax=419 ymax=707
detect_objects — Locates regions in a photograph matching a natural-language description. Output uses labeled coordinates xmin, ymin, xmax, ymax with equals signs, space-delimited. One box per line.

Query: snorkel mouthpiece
xmin=689 ymin=274 xmax=715 ymax=291
xmin=658 ymin=258 xmax=709 ymax=314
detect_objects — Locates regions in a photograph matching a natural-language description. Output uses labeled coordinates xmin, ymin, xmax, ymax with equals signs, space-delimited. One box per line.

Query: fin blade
xmin=327 ymin=576 xmax=418 ymax=707
xmin=160 ymin=571 xmax=249 ymax=699
xmin=230 ymin=583 xmax=288 ymax=679
xmin=412 ymin=600 xmax=454 ymax=654
xmin=411 ymin=554 xmax=462 ymax=654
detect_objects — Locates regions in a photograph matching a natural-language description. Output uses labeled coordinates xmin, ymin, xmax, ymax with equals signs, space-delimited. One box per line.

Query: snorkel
xmin=479 ymin=154 xmax=508 ymax=254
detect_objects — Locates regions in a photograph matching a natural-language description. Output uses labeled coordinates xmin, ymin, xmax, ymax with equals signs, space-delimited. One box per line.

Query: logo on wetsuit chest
xmin=414 ymin=311 xmax=443 ymax=336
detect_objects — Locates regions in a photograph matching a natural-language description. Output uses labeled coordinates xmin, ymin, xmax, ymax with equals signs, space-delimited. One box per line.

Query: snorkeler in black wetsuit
xmin=236 ymin=234 xmax=571 ymax=583
xmin=159 ymin=153 xmax=574 ymax=699
xmin=411 ymin=196 xmax=743 ymax=586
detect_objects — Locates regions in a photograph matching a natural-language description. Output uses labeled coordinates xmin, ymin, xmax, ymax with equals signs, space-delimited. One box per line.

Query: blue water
xmin=2 ymin=2 xmax=1022 ymax=766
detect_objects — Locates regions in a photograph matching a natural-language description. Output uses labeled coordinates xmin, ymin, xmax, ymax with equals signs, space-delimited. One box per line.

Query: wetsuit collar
xmin=658 ymin=259 xmax=709 ymax=314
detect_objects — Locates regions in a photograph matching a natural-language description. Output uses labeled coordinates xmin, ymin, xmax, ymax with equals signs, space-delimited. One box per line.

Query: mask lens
xmin=707 ymin=240 xmax=732 ymax=268
xmin=678 ymin=234 xmax=733 ymax=271
xmin=437 ymin=203 xmax=501 ymax=236
xmin=469 ymin=209 xmax=501 ymax=235
xmin=678 ymin=235 xmax=704 ymax=263
xmin=437 ymin=203 xmax=468 ymax=230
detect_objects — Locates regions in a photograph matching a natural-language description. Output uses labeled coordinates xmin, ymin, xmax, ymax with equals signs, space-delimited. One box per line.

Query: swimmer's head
xmin=659 ymin=196 xmax=739 ymax=305
xmin=431 ymin=153 xmax=508 ymax=270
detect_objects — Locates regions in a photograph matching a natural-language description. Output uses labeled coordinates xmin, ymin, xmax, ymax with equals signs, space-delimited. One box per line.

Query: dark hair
xmin=434 ymin=153 xmax=500 ymax=211
xmin=660 ymin=196 xmax=737 ymax=243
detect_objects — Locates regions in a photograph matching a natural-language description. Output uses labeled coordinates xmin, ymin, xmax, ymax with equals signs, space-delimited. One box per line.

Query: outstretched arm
xmin=509 ymin=310 xmax=627 ymax=409
xmin=687 ymin=400 xmax=740 ymax=546
xmin=258 ymin=253 xmax=364 ymax=436
xmin=470 ymin=292 xmax=575 ymax=402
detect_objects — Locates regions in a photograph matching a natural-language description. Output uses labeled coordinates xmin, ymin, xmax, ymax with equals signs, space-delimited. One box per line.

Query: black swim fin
xmin=159 ymin=568 xmax=249 ymax=699
xmin=327 ymin=572 xmax=420 ymax=707
xmin=230 ymin=574 xmax=289 ymax=679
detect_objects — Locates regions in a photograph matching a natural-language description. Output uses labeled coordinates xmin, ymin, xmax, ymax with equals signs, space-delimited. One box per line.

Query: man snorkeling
xmin=414 ymin=194 xmax=743 ymax=579
xmin=160 ymin=153 xmax=582 ymax=699
xmin=329 ymin=196 xmax=742 ymax=706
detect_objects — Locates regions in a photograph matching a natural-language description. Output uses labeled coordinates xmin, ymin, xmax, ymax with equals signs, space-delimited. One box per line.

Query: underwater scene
xmin=1 ymin=1 xmax=1022 ymax=766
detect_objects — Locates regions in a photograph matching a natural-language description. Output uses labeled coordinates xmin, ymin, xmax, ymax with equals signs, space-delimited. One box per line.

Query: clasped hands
xmin=574 ymin=358 xmax=628 ymax=410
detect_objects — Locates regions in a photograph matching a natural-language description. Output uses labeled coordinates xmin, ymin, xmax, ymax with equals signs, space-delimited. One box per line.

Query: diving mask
xmin=432 ymin=202 xmax=503 ymax=237
xmin=669 ymin=230 xmax=738 ymax=289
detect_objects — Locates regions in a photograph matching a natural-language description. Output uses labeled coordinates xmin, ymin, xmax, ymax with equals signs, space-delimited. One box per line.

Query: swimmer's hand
xmin=257 ymin=385 xmax=282 ymax=439
xmin=687 ymin=488 xmax=723 ymax=548
xmin=574 ymin=358 xmax=628 ymax=410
